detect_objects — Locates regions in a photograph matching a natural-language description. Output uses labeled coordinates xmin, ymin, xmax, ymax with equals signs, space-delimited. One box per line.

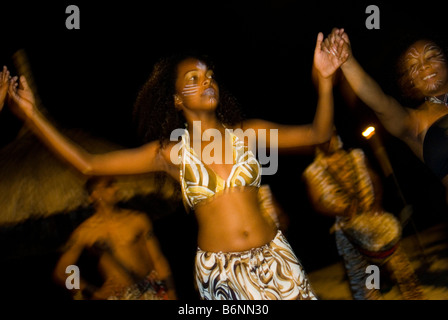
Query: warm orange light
xmin=362 ymin=126 xmax=375 ymax=139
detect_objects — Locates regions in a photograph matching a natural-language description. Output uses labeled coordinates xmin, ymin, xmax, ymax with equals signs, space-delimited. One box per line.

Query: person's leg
xmin=335 ymin=229 xmax=382 ymax=300
xmin=384 ymin=244 xmax=425 ymax=300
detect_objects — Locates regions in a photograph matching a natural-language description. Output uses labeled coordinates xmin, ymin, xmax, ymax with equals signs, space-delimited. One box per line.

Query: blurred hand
xmin=0 ymin=66 xmax=11 ymax=111
xmin=7 ymin=75 xmax=37 ymax=120
xmin=322 ymin=28 xmax=352 ymax=67
xmin=314 ymin=31 xmax=348 ymax=79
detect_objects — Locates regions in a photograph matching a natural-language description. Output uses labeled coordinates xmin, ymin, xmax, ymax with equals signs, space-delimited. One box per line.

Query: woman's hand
xmin=322 ymin=28 xmax=352 ymax=68
xmin=314 ymin=31 xmax=348 ymax=79
xmin=0 ymin=66 xmax=11 ymax=111
xmin=7 ymin=75 xmax=37 ymax=119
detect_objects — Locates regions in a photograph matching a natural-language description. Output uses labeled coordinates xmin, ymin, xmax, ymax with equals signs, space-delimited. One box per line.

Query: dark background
xmin=0 ymin=0 xmax=447 ymax=301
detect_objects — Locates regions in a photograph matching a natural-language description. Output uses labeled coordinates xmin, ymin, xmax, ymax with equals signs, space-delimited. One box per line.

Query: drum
xmin=341 ymin=211 xmax=402 ymax=263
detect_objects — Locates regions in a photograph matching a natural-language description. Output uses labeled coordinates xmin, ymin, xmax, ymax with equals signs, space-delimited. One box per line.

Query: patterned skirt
xmin=195 ymin=230 xmax=316 ymax=300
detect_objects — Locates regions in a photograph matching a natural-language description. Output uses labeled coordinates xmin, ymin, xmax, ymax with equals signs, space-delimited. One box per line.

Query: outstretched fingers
xmin=338 ymin=28 xmax=350 ymax=45
xmin=0 ymin=66 xmax=10 ymax=109
xmin=321 ymin=35 xmax=334 ymax=55
xmin=0 ymin=66 xmax=11 ymax=92
xmin=8 ymin=76 xmax=19 ymax=99
xmin=8 ymin=75 xmax=31 ymax=98
xmin=322 ymin=38 xmax=329 ymax=53
xmin=19 ymin=75 xmax=31 ymax=91
xmin=315 ymin=32 xmax=324 ymax=53
xmin=330 ymin=27 xmax=344 ymax=38
xmin=7 ymin=74 xmax=37 ymax=119
xmin=334 ymin=38 xmax=344 ymax=58
xmin=1 ymin=66 xmax=11 ymax=83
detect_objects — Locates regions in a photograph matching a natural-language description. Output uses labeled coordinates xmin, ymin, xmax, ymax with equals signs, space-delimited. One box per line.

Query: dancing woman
xmin=7 ymin=32 xmax=343 ymax=300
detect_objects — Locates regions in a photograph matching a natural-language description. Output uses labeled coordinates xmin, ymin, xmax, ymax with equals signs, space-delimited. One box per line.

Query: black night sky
xmin=1 ymin=0 xmax=447 ymax=302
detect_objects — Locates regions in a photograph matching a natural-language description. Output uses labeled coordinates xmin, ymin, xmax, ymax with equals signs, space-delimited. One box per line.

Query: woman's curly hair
xmin=133 ymin=53 xmax=244 ymax=145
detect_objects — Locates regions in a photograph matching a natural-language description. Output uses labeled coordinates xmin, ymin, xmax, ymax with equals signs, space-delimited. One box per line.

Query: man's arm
xmin=53 ymin=231 xmax=98 ymax=298
xmin=142 ymin=217 xmax=177 ymax=299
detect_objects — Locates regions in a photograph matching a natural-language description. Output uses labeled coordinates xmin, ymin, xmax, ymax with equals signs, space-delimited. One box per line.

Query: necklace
xmin=426 ymin=93 xmax=448 ymax=106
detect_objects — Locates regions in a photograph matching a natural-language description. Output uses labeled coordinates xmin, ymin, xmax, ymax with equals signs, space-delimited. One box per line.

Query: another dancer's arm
xmin=143 ymin=215 xmax=177 ymax=300
xmin=7 ymin=75 xmax=170 ymax=176
xmin=325 ymin=28 xmax=412 ymax=139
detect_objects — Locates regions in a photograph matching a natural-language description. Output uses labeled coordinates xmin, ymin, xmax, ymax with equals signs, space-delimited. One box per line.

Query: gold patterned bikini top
xmin=178 ymin=129 xmax=261 ymax=209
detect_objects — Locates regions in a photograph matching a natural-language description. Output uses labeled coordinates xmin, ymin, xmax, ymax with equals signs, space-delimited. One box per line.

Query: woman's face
xmin=402 ymin=40 xmax=448 ymax=97
xmin=174 ymin=58 xmax=219 ymax=112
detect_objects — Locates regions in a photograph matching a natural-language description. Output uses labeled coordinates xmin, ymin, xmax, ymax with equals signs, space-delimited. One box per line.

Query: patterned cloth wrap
xmin=303 ymin=147 xmax=401 ymax=262
xmin=340 ymin=212 xmax=401 ymax=262
xmin=195 ymin=230 xmax=317 ymax=300
xmin=107 ymin=270 xmax=168 ymax=300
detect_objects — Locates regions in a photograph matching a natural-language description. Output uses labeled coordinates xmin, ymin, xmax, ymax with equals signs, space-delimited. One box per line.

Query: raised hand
xmin=322 ymin=28 xmax=351 ymax=67
xmin=7 ymin=75 xmax=37 ymax=119
xmin=313 ymin=31 xmax=348 ymax=79
xmin=0 ymin=66 xmax=11 ymax=111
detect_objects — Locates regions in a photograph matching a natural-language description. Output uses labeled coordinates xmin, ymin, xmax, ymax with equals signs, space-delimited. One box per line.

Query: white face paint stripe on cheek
xmin=182 ymin=84 xmax=199 ymax=96
xmin=183 ymin=92 xmax=198 ymax=96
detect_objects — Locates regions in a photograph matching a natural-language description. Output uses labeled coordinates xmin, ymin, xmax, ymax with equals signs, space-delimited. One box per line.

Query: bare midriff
xmin=194 ymin=187 xmax=278 ymax=253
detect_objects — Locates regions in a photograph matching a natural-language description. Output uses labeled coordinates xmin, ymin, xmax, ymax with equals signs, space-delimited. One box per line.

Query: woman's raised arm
xmin=8 ymin=75 xmax=170 ymax=176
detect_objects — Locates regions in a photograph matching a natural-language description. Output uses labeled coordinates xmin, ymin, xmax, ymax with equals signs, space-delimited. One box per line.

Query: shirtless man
xmin=53 ymin=177 xmax=177 ymax=300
